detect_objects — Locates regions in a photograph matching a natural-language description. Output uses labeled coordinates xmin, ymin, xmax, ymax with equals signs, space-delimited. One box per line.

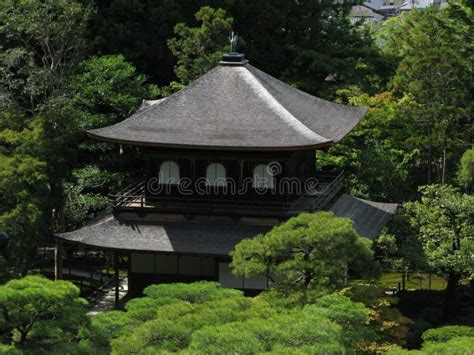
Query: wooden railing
xmin=114 ymin=181 xmax=146 ymax=207
xmin=110 ymin=170 xmax=345 ymax=215
xmin=311 ymin=170 xmax=345 ymax=211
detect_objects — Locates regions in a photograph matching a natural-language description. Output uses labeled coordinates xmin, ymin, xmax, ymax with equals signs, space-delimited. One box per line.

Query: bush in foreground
xmin=421 ymin=325 xmax=474 ymax=343
xmin=80 ymin=281 xmax=376 ymax=354
xmin=0 ymin=276 xmax=88 ymax=349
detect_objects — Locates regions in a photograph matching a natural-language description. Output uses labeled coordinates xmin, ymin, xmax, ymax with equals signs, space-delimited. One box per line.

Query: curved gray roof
xmin=56 ymin=214 xmax=269 ymax=256
xmin=88 ymin=61 xmax=367 ymax=151
xmin=330 ymin=195 xmax=398 ymax=240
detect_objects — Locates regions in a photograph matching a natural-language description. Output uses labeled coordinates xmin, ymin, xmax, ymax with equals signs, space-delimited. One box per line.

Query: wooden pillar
xmin=55 ymin=240 xmax=64 ymax=280
xmin=114 ymin=252 xmax=119 ymax=308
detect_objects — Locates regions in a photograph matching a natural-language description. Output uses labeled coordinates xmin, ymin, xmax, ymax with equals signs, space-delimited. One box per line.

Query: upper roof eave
xmin=86 ymin=130 xmax=335 ymax=151
xmin=85 ymin=59 xmax=367 ymax=150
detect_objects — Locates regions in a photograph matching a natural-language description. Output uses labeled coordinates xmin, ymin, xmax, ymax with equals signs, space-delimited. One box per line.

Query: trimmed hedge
xmin=422 ymin=326 xmax=474 ymax=343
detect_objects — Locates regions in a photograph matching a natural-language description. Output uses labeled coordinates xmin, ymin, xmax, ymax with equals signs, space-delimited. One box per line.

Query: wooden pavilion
xmin=55 ymin=50 xmax=392 ymax=303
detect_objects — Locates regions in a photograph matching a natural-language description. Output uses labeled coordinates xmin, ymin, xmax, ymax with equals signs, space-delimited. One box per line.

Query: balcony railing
xmin=110 ymin=170 xmax=345 ymax=217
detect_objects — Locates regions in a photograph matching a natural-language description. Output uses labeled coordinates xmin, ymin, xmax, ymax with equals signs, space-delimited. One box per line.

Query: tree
xmin=340 ymin=284 xmax=413 ymax=351
xmin=92 ymin=1 xmax=389 ymax=98
xmin=34 ymin=54 xmax=153 ymax=232
xmin=458 ymin=148 xmax=474 ymax=192
xmin=167 ymin=6 xmax=233 ymax=86
xmin=377 ymin=5 xmax=473 ymax=185
xmin=186 ymin=312 xmax=345 ymax=354
xmin=47 ymin=54 xmax=155 ymax=230
xmin=220 ymin=0 xmax=391 ymax=98
xmin=231 ymin=211 xmax=378 ymax=302
xmin=404 ymin=185 xmax=474 ymax=315
xmin=142 ymin=281 xmax=243 ymax=304
xmin=0 ymin=0 xmax=91 ymax=111
xmin=0 ymin=155 xmax=49 ymax=274
xmin=317 ymin=92 xmax=416 ymax=202
xmin=89 ymin=0 xmax=203 ymax=86
xmin=304 ymin=295 xmax=374 ymax=351
xmin=80 ymin=310 xmax=133 ymax=353
xmin=0 ymin=0 xmax=92 ymax=274
xmin=373 ymin=213 xmax=430 ymax=279
xmin=0 ymin=276 xmax=88 ymax=348
xmin=63 ymin=166 xmax=118 ymax=230
xmin=77 ymin=281 xmax=385 ymax=353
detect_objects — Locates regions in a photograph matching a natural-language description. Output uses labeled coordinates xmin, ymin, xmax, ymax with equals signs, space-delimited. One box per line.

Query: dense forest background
xmin=0 ymin=0 xmax=472 ymax=287
xmin=0 ymin=1 xmax=473 ymax=353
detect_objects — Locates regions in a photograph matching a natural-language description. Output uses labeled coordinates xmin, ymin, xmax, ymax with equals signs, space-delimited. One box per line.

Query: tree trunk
xmin=18 ymin=330 xmax=28 ymax=346
xmin=444 ymin=272 xmax=460 ymax=320
xmin=441 ymin=134 xmax=447 ymax=185
xmin=427 ymin=143 xmax=433 ymax=185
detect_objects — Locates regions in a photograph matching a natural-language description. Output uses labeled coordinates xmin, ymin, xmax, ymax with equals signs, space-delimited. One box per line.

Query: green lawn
xmin=379 ymin=272 xmax=447 ymax=291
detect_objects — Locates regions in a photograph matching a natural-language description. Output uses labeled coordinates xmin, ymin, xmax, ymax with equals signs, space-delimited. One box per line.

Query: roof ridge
xmin=237 ymin=66 xmax=330 ymax=143
xmin=247 ymin=64 xmax=362 ymax=112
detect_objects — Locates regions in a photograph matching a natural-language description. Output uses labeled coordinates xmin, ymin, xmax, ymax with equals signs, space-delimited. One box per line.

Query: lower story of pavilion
xmin=55 ymin=194 xmax=398 ymax=305
xmin=55 ymin=212 xmax=273 ymax=302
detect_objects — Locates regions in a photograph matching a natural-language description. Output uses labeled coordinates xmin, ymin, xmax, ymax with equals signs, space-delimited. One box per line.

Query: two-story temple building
xmin=55 ymin=51 xmax=397 ymax=302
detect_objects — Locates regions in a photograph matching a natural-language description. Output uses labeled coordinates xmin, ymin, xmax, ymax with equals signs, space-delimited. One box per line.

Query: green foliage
xmin=389 ymin=337 xmax=474 ymax=354
xmin=77 ymin=281 xmax=377 ymax=353
xmin=378 ymin=5 xmax=473 ymax=186
xmin=187 ymin=322 xmax=265 ymax=355
xmin=187 ymin=312 xmax=344 ymax=354
xmin=66 ymin=54 xmax=151 ymax=132
xmin=0 ymin=0 xmax=91 ymax=110
xmin=231 ymin=211 xmax=378 ymax=302
xmin=340 ymin=284 xmax=413 ymax=350
xmin=0 ymin=155 xmax=49 ymax=272
xmin=63 ymin=166 xmax=122 ymax=230
xmin=79 ymin=310 xmax=133 ymax=352
xmin=143 ymin=281 xmax=243 ymax=304
xmin=422 ymin=325 xmax=474 ymax=343
xmin=324 ymin=5 xmax=473 ymax=201
xmin=373 ymin=214 xmax=428 ymax=273
xmin=418 ymin=337 xmax=474 ymax=354
xmin=304 ymin=294 xmax=374 ymax=350
xmin=319 ymin=92 xmax=415 ymax=202
xmin=168 ymin=6 xmax=233 ymax=85
xmin=0 ymin=276 xmax=88 ymax=348
xmin=41 ymin=54 xmax=151 ymax=155
xmin=405 ymin=185 xmax=474 ymax=281
xmin=458 ymin=148 xmax=474 ymax=192
xmin=93 ymin=1 xmax=389 ymax=97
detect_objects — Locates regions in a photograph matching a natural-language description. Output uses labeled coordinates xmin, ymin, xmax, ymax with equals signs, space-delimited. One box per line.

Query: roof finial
xmin=220 ymin=28 xmax=247 ymax=66
xmin=230 ymin=31 xmax=238 ymax=53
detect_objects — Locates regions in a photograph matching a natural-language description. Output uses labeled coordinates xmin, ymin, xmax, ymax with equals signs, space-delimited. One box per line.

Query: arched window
xmin=253 ymin=164 xmax=274 ymax=189
xmin=206 ymin=163 xmax=226 ymax=186
xmin=159 ymin=161 xmax=180 ymax=184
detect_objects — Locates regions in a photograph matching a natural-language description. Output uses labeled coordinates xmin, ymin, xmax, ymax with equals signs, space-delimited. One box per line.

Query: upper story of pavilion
xmin=86 ymin=52 xmax=367 ymax=219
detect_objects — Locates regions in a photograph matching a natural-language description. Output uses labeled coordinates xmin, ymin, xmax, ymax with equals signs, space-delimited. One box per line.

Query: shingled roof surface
xmin=330 ymin=194 xmax=398 ymax=240
xmin=88 ymin=60 xmax=367 ymax=150
xmin=57 ymin=214 xmax=270 ymax=256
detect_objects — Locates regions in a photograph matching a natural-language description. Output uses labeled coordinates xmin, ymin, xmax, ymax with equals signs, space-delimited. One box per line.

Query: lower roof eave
xmin=86 ymin=131 xmax=334 ymax=151
xmin=54 ymin=235 xmax=232 ymax=258
xmin=54 ymin=214 xmax=271 ymax=257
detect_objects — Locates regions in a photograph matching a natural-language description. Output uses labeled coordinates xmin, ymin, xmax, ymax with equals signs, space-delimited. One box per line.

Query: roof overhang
xmin=85 ymin=62 xmax=367 ymax=151
xmin=85 ymin=130 xmax=335 ymax=151
xmin=56 ymin=214 xmax=271 ymax=256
